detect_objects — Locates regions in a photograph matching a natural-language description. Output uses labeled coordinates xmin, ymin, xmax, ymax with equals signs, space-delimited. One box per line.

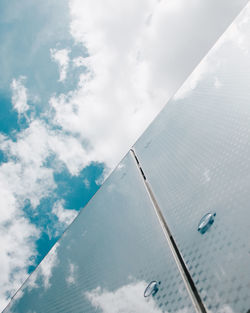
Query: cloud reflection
xmin=85 ymin=281 xmax=190 ymax=313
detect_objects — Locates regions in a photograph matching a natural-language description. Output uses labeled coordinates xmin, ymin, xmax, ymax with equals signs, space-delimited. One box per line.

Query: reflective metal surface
xmin=134 ymin=4 xmax=250 ymax=313
xmin=3 ymin=153 xmax=194 ymax=313
xmin=4 ymin=2 xmax=250 ymax=313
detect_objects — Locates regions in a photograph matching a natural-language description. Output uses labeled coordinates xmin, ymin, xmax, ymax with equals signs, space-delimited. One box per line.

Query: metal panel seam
xmin=130 ymin=148 xmax=207 ymax=313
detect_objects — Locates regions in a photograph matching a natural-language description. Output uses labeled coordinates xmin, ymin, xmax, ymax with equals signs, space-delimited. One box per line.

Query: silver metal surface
xmin=3 ymin=153 xmax=195 ymax=313
xmin=134 ymin=4 xmax=250 ymax=313
xmin=131 ymin=149 xmax=206 ymax=313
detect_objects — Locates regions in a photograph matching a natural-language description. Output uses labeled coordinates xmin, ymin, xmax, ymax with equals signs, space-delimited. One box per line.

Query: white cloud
xmin=23 ymin=242 xmax=60 ymax=293
xmin=11 ymin=76 xmax=29 ymax=115
xmin=0 ymin=120 xmax=64 ymax=311
xmin=48 ymin=2 xmax=250 ymax=175
xmin=0 ymin=121 xmax=56 ymax=208
xmin=1 ymin=118 xmax=90 ymax=178
xmin=0 ymin=123 xmax=55 ymax=311
xmin=47 ymin=0 xmax=249 ymax=172
xmin=50 ymin=48 xmax=70 ymax=82
xmin=216 ymin=3 xmax=250 ymax=54
xmin=72 ymin=56 xmax=86 ymax=68
xmin=39 ymin=242 xmax=60 ymax=289
xmin=48 ymin=133 xmax=91 ymax=175
xmin=85 ymin=281 xmax=163 ymax=313
xmin=0 ymin=118 xmax=85 ymax=310
xmin=173 ymin=56 xmax=218 ymax=100
xmin=66 ymin=262 xmax=78 ymax=285
xmin=0 ymin=213 xmax=40 ymax=311
xmin=174 ymin=2 xmax=250 ymax=100
xmin=85 ymin=281 xmax=190 ymax=313
xmin=52 ymin=200 xmax=78 ymax=227
xmin=83 ymin=178 xmax=90 ymax=188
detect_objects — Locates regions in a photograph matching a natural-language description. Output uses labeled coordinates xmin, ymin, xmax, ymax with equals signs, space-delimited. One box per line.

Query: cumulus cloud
xmin=85 ymin=281 xmax=190 ymax=313
xmin=0 ymin=123 xmax=55 ymax=310
xmin=0 ymin=216 xmax=39 ymax=310
xmin=50 ymin=48 xmax=70 ymax=82
xmin=47 ymin=0 xmax=249 ymax=172
xmin=0 ymin=121 xmax=56 ymax=208
xmin=85 ymin=281 xmax=163 ymax=313
xmin=48 ymin=132 xmax=91 ymax=175
xmin=1 ymin=119 xmax=91 ymax=178
xmin=0 ymin=170 xmax=40 ymax=309
xmin=52 ymin=200 xmax=78 ymax=227
xmin=0 ymin=118 xmax=86 ymax=310
xmin=11 ymin=76 xmax=29 ymax=115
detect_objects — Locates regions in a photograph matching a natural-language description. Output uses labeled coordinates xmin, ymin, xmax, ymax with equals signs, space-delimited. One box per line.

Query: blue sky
xmin=0 ymin=0 xmax=106 ymax=306
xmin=0 ymin=0 xmax=248 ymax=310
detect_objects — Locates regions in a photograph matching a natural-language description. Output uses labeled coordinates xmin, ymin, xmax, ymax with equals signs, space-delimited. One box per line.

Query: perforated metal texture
xmin=134 ymin=5 xmax=250 ymax=313
xmin=3 ymin=153 xmax=194 ymax=313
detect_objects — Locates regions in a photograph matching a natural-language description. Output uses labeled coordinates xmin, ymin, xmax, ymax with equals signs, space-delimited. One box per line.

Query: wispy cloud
xmin=11 ymin=76 xmax=29 ymax=115
xmin=50 ymin=48 xmax=71 ymax=82
xmin=66 ymin=262 xmax=78 ymax=285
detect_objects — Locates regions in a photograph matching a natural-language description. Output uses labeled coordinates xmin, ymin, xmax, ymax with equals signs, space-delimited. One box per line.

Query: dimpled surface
xmin=134 ymin=5 xmax=250 ymax=313
xmin=3 ymin=153 xmax=194 ymax=313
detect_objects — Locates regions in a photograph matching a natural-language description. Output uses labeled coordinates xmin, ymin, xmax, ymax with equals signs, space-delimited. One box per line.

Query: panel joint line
xmin=130 ymin=148 xmax=207 ymax=313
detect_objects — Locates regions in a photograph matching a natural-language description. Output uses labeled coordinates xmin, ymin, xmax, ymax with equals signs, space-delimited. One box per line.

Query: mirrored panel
xmin=134 ymin=4 xmax=250 ymax=313
xmin=3 ymin=152 xmax=194 ymax=313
